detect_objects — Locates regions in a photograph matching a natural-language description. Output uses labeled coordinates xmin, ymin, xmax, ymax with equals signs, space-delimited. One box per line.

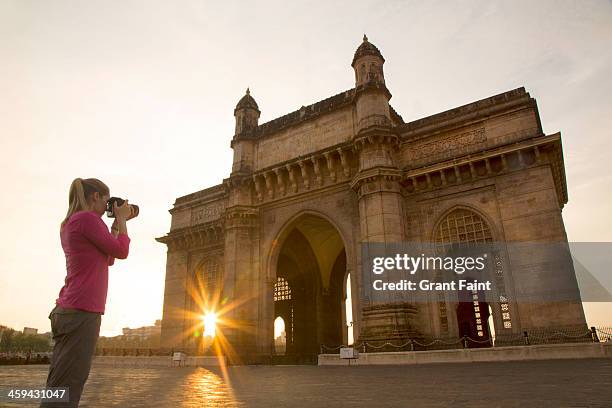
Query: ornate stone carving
xmin=263 ymin=172 xmax=274 ymax=199
xmin=191 ymin=202 xmax=225 ymax=226
xmin=323 ymin=151 xmax=337 ymax=182
xmin=225 ymin=206 xmax=259 ymax=229
xmin=410 ymin=128 xmax=486 ymax=161
xmin=298 ymin=160 xmax=310 ymax=190
xmin=311 ymin=156 xmax=322 ymax=186
xmin=156 ymin=220 xmax=225 ymax=251
xmin=350 ymin=167 xmax=402 ymax=198
xmin=252 ymin=175 xmax=263 ymax=202
xmin=337 ymin=148 xmax=350 ymax=178
xmin=274 ymin=168 xmax=286 ymax=196
xmin=285 ymin=164 xmax=298 ymax=193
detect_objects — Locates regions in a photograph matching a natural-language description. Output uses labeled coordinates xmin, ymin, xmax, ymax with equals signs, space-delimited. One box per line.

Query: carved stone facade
xmin=156 ymin=36 xmax=586 ymax=362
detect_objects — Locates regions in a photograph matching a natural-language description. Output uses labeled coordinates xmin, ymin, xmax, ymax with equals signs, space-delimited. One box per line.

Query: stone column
xmin=159 ymin=246 xmax=190 ymax=350
xmin=350 ymin=130 xmax=421 ymax=346
xmin=222 ymin=205 xmax=261 ymax=363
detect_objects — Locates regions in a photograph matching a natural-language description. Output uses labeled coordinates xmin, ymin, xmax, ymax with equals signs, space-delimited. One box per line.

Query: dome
xmin=351 ymin=34 xmax=385 ymax=67
xmin=235 ymin=88 xmax=260 ymax=113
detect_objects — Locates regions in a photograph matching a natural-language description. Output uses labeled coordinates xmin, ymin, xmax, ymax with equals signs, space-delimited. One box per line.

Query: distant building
xmin=41 ymin=331 xmax=54 ymax=347
xmin=23 ymin=327 xmax=38 ymax=335
xmin=274 ymin=331 xmax=287 ymax=355
xmin=121 ymin=320 xmax=161 ymax=340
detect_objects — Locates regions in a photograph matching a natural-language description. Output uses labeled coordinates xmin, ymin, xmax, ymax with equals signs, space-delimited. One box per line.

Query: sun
xmin=202 ymin=312 xmax=217 ymax=338
xmin=181 ymin=270 xmax=258 ymax=365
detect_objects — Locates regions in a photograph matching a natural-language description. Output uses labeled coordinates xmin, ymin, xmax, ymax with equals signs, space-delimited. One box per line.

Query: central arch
xmin=268 ymin=212 xmax=350 ymax=360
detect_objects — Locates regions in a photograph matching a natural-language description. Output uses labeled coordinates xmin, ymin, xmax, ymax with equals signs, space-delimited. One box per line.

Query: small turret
xmin=351 ymin=35 xmax=391 ymax=133
xmin=352 ymin=34 xmax=386 ymax=87
xmin=234 ymin=88 xmax=260 ymax=136
xmin=231 ymin=88 xmax=260 ymax=175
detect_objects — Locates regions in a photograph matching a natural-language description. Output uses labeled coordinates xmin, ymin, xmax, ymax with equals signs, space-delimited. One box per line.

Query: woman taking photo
xmin=41 ymin=178 xmax=133 ymax=407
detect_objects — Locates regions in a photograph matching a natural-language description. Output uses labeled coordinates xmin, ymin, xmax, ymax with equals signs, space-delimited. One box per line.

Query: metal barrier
xmin=94 ymin=327 xmax=610 ymax=357
xmin=320 ymin=326 xmax=606 ymax=354
xmin=95 ymin=348 xmax=173 ymax=357
xmin=594 ymin=326 xmax=612 ymax=343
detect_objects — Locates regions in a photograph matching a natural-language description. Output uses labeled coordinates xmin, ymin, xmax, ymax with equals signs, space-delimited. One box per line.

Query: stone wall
xmin=254 ymin=107 xmax=354 ymax=171
xmin=318 ymin=343 xmax=612 ymax=366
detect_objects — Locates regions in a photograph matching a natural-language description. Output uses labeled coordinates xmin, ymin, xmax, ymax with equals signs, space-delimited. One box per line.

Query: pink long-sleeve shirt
xmin=56 ymin=210 xmax=130 ymax=314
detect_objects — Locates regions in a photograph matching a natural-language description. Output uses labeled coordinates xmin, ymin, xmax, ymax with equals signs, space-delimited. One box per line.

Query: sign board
xmin=340 ymin=347 xmax=359 ymax=359
xmin=172 ymin=352 xmax=186 ymax=362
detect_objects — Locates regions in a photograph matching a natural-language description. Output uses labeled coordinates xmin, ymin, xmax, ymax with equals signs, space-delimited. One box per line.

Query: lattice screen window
xmin=274 ymin=277 xmax=291 ymax=301
xmin=435 ymin=209 xmax=493 ymax=250
xmin=200 ymin=258 xmax=221 ymax=294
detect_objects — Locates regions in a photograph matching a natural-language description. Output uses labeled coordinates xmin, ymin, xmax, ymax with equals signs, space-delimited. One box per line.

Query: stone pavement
xmin=0 ymin=358 xmax=611 ymax=407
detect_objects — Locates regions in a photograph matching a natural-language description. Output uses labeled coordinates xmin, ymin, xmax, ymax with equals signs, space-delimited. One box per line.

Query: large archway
xmin=434 ymin=207 xmax=495 ymax=348
xmin=271 ymin=213 xmax=348 ymax=360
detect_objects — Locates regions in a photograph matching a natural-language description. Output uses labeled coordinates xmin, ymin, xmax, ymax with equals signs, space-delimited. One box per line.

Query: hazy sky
xmin=1 ymin=1 xmax=610 ymax=336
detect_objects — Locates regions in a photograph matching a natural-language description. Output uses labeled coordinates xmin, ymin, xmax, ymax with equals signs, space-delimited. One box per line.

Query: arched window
xmin=274 ymin=277 xmax=291 ymax=301
xmin=190 ymin=257 xmax=222 ymax=346
xmin=200 ymin=258 xmax=221 ymax=295
xmin=369 ymin=63 xmax=377 ymax=80
xmin=435 ymin=208 xmax=493 ymax=250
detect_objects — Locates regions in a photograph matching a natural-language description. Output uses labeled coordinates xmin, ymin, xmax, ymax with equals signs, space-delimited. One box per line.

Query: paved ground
xmin=0 ymin=359 xmax=611 ymax=407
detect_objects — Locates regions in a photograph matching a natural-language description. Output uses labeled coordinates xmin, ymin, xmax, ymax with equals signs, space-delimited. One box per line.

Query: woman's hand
xmin=114 ymin=200 xmax=131 ymax=221
xmin=112 ymin=201 xmax=130 ymax=236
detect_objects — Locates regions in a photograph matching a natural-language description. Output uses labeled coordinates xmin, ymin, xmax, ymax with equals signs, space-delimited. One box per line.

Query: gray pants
xmin=40 ymin=305 xmax=101 ymax=407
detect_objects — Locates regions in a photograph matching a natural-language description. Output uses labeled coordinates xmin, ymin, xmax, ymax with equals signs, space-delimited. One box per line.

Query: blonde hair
xmin=61 ymin=178 xmax=110 ymax=229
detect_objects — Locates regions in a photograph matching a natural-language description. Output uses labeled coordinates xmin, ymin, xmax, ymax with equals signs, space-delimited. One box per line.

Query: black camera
xmin=106 ymin=197 xmax=139 ymax=219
